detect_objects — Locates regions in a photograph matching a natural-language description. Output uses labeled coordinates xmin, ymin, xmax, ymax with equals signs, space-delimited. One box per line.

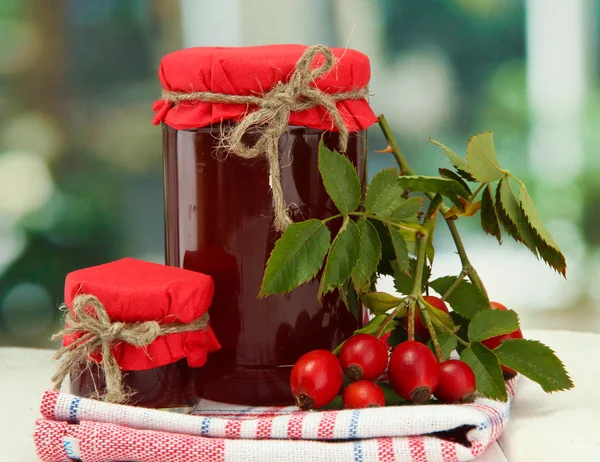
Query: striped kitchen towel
xmin=34 ymin=379 xmax=516 ymax=462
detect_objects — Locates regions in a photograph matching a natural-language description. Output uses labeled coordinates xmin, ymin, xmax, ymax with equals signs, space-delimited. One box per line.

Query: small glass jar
xmin=63 ymin=257 xmax=219 ymax=409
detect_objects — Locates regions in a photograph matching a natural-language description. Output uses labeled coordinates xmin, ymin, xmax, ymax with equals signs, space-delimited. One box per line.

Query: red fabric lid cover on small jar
xmin=62 ymin=258 xmax=220 ymax=371
xmin=152 ymin=44 xmax=377 ymax=131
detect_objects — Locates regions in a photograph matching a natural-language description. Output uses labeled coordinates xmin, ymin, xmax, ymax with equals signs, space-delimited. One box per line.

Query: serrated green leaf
xmin=361 ymin=292 xmax=403 ymax=314
xmin=430 ymin=276 xmax=489 ymax=319
xmin=496 ymin=177 xmax=538 ymax=256
xmin=352 ymin=218 xmax=382 ymax=290
xmin=438 ymin=168 xmax=472 ymax=194
xmin=519 ymin=185 xmax=567 ymax=276
xmin=392 ymin=258 xmax=431 ymax=295
xmin=354 ymin=314 xmax=390 ymax=335
xmin=390 ymin=197 xmax=426 ymax=220
xmin=397 ymin=175 xmax=470 ymax=209
xmin=339 ymin=281 xmax=361 ymax=320
xmin=388 ymin=225 xmax=410 ymax=273
xmin=450 ymin=311 xmax=470 ymax=353
xmin=364 ymin=168 xmax=403 ymax=215
xmin=460 ymin=342 xmax=508 ymax=401
xmin=421 ymin=297 xmax=455 ymax=333
xmin=468 ymin=309 xmax=520 ymax=342
xmin=494 ymin=339 xmax=573 ymax=393
xmin=466 ymin=132 xmax=505 ymax=183
xmin=427 ymin=333 xmax=457 ymax=360
xmin=430 ymin=139 xmax=476 ymax=182
xmin=260 ymin=219 xmax=331 ymax=296
xmin=319 ymin=218 xmax=360 ymax=299
xmin=318 ymin=139 xmax=361 ymax=214
xmin=371 ymin=219 xmax=395 ymax=276
xmin=481 ymin=183 xmax=502 ymax=244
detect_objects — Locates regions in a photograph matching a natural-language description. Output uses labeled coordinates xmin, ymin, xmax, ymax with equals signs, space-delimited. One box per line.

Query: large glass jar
xmin=163 ymin=124 xmax=366 ymax=404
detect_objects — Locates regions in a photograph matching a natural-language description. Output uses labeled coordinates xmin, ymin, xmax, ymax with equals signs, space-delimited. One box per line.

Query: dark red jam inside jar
xmin=70 ymin=359 xmax=204 ymax=408
xmin=163 ymin=124 xmax=366 ymax=404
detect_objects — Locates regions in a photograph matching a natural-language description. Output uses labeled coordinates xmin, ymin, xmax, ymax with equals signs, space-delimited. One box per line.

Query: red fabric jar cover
xmin=152 ymin=44 xmax=377 ymax=131
xmin=63 ymin=258 xmax=220 ymax=371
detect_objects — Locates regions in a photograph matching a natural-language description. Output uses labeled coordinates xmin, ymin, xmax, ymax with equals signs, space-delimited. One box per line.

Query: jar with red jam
xmin=153 ymin=45 xmax=377 ymax=405
xmin=65 ymin=258 xmax=219 ymax=409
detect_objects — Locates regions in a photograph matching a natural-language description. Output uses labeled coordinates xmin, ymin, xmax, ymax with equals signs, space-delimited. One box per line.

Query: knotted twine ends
xmin=51 ymin=294 xmax=210 ymax=404
xmin=160 ymin=44 xmax=370 ymax=232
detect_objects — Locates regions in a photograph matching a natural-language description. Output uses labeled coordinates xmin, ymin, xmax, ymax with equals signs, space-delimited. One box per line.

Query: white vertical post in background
xmin=526 ymin=0 xmax=590 ymax=184
xmin=238 ymin=0 xmax=331 ymax=46
xmin=180 ymin=0 xmax=331 ymax=48
xmin=180 ymin=0 xmax=242 ymax=47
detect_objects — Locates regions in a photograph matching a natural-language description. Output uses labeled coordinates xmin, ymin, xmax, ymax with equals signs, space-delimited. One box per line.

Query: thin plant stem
xmin=470 ymin=183 xmax=485 ymax=200
xmin=418 ymin=298 xmax=443 ymax=361
xmin=375 ymin=300 xmax=406 ymax=338
xmin=409 ymin=195 xmax=444 ymax=357
xmin=441 ymin=270 xmax=468 ymax=301
xmin=377 ymin=114 xmax=489 ymax=298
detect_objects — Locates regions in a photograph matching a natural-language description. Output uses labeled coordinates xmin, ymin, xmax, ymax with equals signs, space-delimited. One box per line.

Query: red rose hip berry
xmin=434 ymin=360 xmax=477 ymax=404
xmin=342 ymin=380 xmax=386 ymax=409
xmin=404 ymin=295 xmax=449 ymax=340
xmin=481 ymin=301 xmax=523 ymax=378
xmin=339 ymin=333 xmax=389 ymax=381
xmin=290 ymin=350 xmax=343 ymax=411
xmin=388 ymin=340 xmax=440 ymax=403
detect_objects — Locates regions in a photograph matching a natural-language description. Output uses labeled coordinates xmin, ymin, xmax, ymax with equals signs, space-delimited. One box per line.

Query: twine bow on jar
xmin=160 ymin=44 xmax=370 ymax=232
xmin=51 ymin=294 xmax=210 ymax=404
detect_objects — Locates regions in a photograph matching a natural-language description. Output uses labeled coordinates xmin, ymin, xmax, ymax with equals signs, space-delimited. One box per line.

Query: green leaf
xmin=318 ymin=139 xmax=361 ymax=214
xmin=260 ymin=219 xmax=331 ymax=296
xmin=397 ymin=175 xmax=470 ymax=209
xmin=421 ymin=297 xmax=455 ymax=333
xmin=378 ymin=382 xmax=408 ymax=406
xmin=339 ymin=281 xmax=361 ymax=320
xmin=481 ymin=183 xmax=502 ymax=244
xmin=319 ymin=218 xmax=360 ymax=299
xmin=494 ymin=339 xmax=574 ymax=393
xmin=430 ymin=276 xmax=489 ymax=319
xmin=465 ymin=132 xmax=504 ymax=183
xmin=388 ymin=323 xmax=408 ymax=347
xmin=354 ymin=314 xmax=391 ymax=335
xmin=468 ymin=309 xmax=520 ymax=342
xmin=351 ymin=218 xmax=382 ymax=290
xmin=364 ymin=168 xmax=403 ymax=215
xmin=370 ymin=220 xmax=395 ymax=276
xmin=361 ymin=292 xmax=403 ymax=314
xmin=519 ymin=185 xmax=567 ymax=276
xmin=430 ymin=139 xmax=475 ymax=181
xmin=427 ymin=333 xmax=457 ymax=360
xmin=320 ymin=395 xmax=343 ymax=410
xmin=426 ymin=221 xmax=435 ymax=263
xmin=496 ymin=177 xmax=538 ymax=255
xmin=392 ymin=258 xmax=431 ymax=295
xmin=390 ymin=197 xmax=426 ymax=220
xmin=438 ymin=168 xmax=472 ymax=194
xmin=460 ymin=342 xmax=508 ymax=401
xmin=450 ymin=312 xmax=470 ymax=353
xmin=388 ymin=225 xmax=410 ymax=273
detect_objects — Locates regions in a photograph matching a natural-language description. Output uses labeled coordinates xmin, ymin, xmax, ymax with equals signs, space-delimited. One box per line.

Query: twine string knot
xmin=161 ymin=44 xmax=369 ymax=232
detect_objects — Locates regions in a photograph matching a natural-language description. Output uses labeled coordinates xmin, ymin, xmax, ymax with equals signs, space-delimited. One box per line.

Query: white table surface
xmin=0 ymin=329 xmax=596 ymax=462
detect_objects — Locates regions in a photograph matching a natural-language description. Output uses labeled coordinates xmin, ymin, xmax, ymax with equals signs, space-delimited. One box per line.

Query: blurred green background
xmin=0 ymin=0 xmax=597 ymax=348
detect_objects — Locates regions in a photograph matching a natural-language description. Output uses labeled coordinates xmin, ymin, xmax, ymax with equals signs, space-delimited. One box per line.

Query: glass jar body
xmin=163 ymin=124 xmax=366 ymax=405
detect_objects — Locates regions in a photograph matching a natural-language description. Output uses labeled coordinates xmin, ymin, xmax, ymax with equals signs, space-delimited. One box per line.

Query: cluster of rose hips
xmin=290 ymin=296 xmax=522 ymax=410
